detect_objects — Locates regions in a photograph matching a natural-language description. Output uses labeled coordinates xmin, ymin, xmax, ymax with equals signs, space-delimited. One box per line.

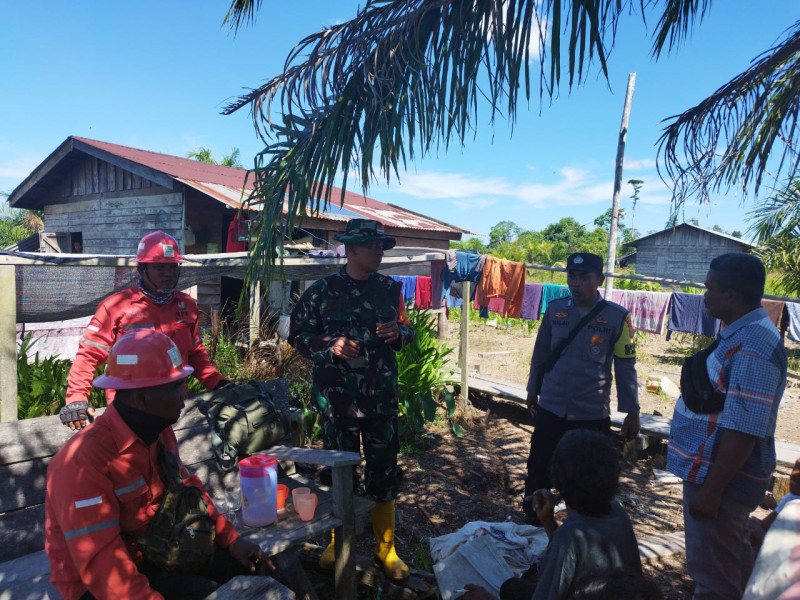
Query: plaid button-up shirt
xmin=668 ymin=307 xmax=787 ymax=507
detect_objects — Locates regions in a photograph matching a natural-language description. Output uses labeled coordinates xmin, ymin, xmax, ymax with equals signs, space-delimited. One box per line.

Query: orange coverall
xmin=65 ymin=287 xmax=225 ymax=405
xmin=45 ymin=403 xmax=239 ymax=600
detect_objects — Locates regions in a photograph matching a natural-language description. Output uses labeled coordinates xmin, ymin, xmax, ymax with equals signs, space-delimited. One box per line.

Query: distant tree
xmin=450 ymin=236 xmax=488 ymax=254
xmin=540 ymin=217 xmax=586 ymax=250
xmin=488 ymin=221 xmax=521 ymax=248
xmin=187 ymin=147 xmax=244 ymax=168
xmin=711 ymin=224 xmax=725 ymax=233
xmin=627 ymin=179 xmax=643 ymax=238
xmin=731 ymin=230 xmax=743 ymax=238
xmin=0 ymin=194 xmax=44 ymax=248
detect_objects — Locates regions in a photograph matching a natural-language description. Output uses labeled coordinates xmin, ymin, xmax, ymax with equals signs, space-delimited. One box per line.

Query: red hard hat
xmin=93 ymin=330 xmax=194 ymax=389
xmin=136 ymin=231 xmax=183 ymax=263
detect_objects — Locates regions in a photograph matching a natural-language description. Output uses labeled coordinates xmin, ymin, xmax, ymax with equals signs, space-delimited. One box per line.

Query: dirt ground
xmin=302 ymin=318 xmax=800 ymax=599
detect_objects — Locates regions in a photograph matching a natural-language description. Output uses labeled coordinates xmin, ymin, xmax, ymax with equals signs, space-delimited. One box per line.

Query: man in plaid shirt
xmin=668 ymin=253 xmax=787 ymax=600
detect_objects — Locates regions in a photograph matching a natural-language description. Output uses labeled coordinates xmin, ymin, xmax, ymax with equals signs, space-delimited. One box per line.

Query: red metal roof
xmin=73 ymin=137 xmax=465 ymax=234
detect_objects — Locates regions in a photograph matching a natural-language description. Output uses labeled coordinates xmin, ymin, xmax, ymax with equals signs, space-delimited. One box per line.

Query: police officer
xmin=288 ymin=218 xmax=415 ymax=580
xmin=523 ymin=252 xmax=640 ymax=524
xmin=60 ymin=231 xmax=228 ymax=429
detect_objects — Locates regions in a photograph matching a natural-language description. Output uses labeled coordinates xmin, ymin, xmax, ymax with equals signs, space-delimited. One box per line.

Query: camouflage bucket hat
xmin=333 ymin=218 xmax=396 ymax=250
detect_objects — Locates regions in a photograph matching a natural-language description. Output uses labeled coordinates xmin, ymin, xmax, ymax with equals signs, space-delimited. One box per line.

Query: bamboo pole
xmin=0 ymin=266 xmax=17 ymax=421
xmin=460 ymin=281 xmax=470 ymax=401
xmin=605 ymin=73 xmax=636 ymax=298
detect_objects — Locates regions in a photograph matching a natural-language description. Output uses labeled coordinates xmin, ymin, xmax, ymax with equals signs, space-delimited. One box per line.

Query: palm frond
xmin=650 ymin=0 xmax=711 ymax=58
xmin=658 ymin=22 xmax=800 ymax=207
xmin=223 ymin=0 xmax=263 ymax=33
xmin=223 ymin=0 xmax=629 ymax=285
xmin=749 ymin=179 xmax=800 ymax=296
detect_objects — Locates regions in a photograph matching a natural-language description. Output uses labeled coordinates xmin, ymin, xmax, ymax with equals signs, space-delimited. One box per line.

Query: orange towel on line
xmin=475 ymin=256 xmax=526 ymax=318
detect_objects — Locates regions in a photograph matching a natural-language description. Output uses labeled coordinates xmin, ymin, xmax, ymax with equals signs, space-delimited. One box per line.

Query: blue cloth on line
xmin=666 ymin=292 xmax=720 ymax=338
xmin=441 ymin=251 xmax=484 ymax=301
xmin=787 ymin=302 xmax=800 ymax=343
xmin=390 ymin=275 xmax=417 ymax=305
xmin=540 ymin=284 xmax=570 ymax=316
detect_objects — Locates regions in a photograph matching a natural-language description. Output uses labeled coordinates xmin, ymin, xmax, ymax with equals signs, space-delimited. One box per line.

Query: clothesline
xmin=389 ymin=250 xmax=800 ymax=343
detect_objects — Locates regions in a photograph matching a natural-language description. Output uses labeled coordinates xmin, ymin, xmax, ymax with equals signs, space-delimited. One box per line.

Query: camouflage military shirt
xmin=288 ymin=267 xmax=415 ymax=418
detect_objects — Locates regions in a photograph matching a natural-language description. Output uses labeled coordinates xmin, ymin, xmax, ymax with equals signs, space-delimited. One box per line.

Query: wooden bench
xmin=463 ymin=371 xmax=800 ymax=467
xmin=0 ymin=379 xmax=373 ymax=600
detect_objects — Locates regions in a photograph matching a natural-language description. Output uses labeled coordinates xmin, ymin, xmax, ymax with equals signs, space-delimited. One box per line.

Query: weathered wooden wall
xmin=44 ymin=191 xmax=184 ymax=254
xmin=50 ymin=155 xmax=160 ymax=199
xmin=634 ymin=228 xmax=752 ymax=283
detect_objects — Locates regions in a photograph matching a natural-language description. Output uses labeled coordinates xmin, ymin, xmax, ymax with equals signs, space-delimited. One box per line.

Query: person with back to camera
xmin=60 ymin=231 xmax=229 ymax=430
xmin=45 ymin=330 xmax=270 ymax=600
xmin=523 ymin=252 xmax=640 ymax=525
xmin=462 ymin=429 xmax=642 ymax=600
xmin=667 ymin=253 xmax=787 ymax=599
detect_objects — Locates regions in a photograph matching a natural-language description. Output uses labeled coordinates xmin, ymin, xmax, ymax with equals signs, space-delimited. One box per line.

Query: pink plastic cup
xmin=295 ymin=492 xmax=318 ymax=521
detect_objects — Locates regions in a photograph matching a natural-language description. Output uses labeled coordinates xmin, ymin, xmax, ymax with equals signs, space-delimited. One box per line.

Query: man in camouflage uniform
xmin=288 ymin=218 xmax=415 ymax=580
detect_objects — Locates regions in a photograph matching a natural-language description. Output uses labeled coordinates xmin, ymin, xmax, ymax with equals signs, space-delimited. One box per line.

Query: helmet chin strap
xmin=141 ymin=265 xmax=180 ymax=294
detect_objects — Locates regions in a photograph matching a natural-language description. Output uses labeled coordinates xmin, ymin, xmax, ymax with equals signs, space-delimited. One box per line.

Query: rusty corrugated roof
xmin=73 ymin=137 xmax=465 ymax=234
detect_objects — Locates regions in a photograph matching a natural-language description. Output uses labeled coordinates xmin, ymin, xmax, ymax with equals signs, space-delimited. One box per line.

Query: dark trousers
xmin=523 ymin=406 xmax=610 ymax=521
xmin=79 ymin=546 xmax=249 ymax=600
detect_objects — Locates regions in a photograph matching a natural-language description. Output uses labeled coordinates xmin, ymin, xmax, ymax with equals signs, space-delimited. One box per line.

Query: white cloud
xmin=0 ymin=156 xmax=42 ymax=180
xmin=624 ymin=158 xmax=657 ymax=170
xmin=394 ymin=167 xmax=617 ymax=209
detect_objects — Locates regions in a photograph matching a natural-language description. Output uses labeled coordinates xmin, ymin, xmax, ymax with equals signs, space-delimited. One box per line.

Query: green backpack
xmin=137 ymin=441 xmax=216 ymax=573
xmin=200 ymin=380 xmax=298 ymax=470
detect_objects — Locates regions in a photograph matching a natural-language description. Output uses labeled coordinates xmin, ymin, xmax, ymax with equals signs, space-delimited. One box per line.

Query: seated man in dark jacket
xmin=464 ymin=429 xmax=641 ymax=600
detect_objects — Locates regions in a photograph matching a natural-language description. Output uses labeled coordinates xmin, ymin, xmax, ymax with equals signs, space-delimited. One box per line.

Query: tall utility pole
xmin=605 ymin=73 xmax=636 ymax=298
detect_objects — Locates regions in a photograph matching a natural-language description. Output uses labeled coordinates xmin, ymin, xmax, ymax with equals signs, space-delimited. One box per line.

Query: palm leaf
xmin=222 ymin=0 xmax=631 ymax=285
xmin=658 ymin=22 xmax=800 ymax=207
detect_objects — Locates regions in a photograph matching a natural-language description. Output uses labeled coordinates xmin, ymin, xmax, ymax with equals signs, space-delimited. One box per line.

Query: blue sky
xmin=1 ymin=1 xmax=798 ymax=242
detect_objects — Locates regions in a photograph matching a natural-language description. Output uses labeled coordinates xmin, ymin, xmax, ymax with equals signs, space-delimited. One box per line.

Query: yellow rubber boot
xmin=319 ymin=529 xmax=336 ymax=570
xmin=371 ymin=500 xmax=410 ymax=581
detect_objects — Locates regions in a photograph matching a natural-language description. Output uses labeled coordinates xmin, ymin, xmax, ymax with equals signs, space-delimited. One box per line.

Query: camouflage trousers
xmin=322 ymin=414 xmax=403 ymax=502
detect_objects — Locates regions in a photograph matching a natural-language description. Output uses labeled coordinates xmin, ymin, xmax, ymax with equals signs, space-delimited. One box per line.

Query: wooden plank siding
xmin=632 ymin=228 xmax=752 ymax=283
xmin=50 ymin=156 xmax=159 ymax=199
xmin=44 ymin=192 xmax=184 ymax=255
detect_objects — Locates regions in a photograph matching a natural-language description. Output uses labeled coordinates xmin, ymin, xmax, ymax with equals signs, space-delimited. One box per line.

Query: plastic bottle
xmin=239 ymin=454 xmax=278 ymax=527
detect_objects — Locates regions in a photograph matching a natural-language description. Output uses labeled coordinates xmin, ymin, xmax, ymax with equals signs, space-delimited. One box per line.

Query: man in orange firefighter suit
xmin=45 ymin=330 xmax=270 ymax=600
xmin=60 ymin=231 xmax=228 ymax=429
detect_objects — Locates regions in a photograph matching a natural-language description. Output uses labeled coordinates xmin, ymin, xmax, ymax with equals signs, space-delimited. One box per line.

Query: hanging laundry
xmin=475 ymin=257 xmax=526 ymax=318
xmin=610 ymin=290 xmax=671 ymax=335
xmin=761 ymin=299 xmax=787 ymax=334
xmin=225 ymin=215 xmax=248 ymax=252
xmin=446 ymin=286 xmax=463 ymax=309
xmin=787 ymin=303 xmax=800 ymax=343
xmin=519 ymin=283 xmax=544 ymax=321
xmin=415 ymin=276 xmax=432 ymax=309
xmin=667 ymin=292 xmax=720 ymax=339
xmin=441 ymin=251 xmax=486 ymax=300
xmin=431 ymin=259 xmax=447 ymax=309
xmin=540 ymin=284 xmax=571 ymax=316
xmin=473 ymin=296 xmax=506 ymax=315
xmin=390 ymin=275 xmax=418 ymax=306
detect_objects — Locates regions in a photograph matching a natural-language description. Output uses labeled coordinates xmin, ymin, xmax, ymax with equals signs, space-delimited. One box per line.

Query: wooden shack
xmin=8 ymin=136 xmax=467 ymax=318
xmin=623 ymin=223 xmax=757 ymax=283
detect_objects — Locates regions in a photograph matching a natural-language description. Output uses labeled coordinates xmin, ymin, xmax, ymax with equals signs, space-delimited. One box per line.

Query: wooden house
xmin=8 ymin=136 xmax=467 ymax=318
xmin=623 ymin=223 xmax=758 ymax=283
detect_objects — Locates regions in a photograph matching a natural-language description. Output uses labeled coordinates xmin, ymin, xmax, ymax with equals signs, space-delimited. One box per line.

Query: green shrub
xmin=17 ymin=333 xmax=105 ymax=419
xmin=396 ymin=308 xmax=461 ymax=439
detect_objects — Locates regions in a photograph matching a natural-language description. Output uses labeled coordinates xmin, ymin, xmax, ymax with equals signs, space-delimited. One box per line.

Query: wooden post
xmin=249 ymin=279 xmax=261 ymax=346
xmin=605 ymin=72 xmax=636 ymax=299
xmin=0 ymin=266 xmax=17 ymax=422
xmin=332 ymin=465 xmax=356 ymax=600
xmin=459 ymin=281 xmax=470 ymax=401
